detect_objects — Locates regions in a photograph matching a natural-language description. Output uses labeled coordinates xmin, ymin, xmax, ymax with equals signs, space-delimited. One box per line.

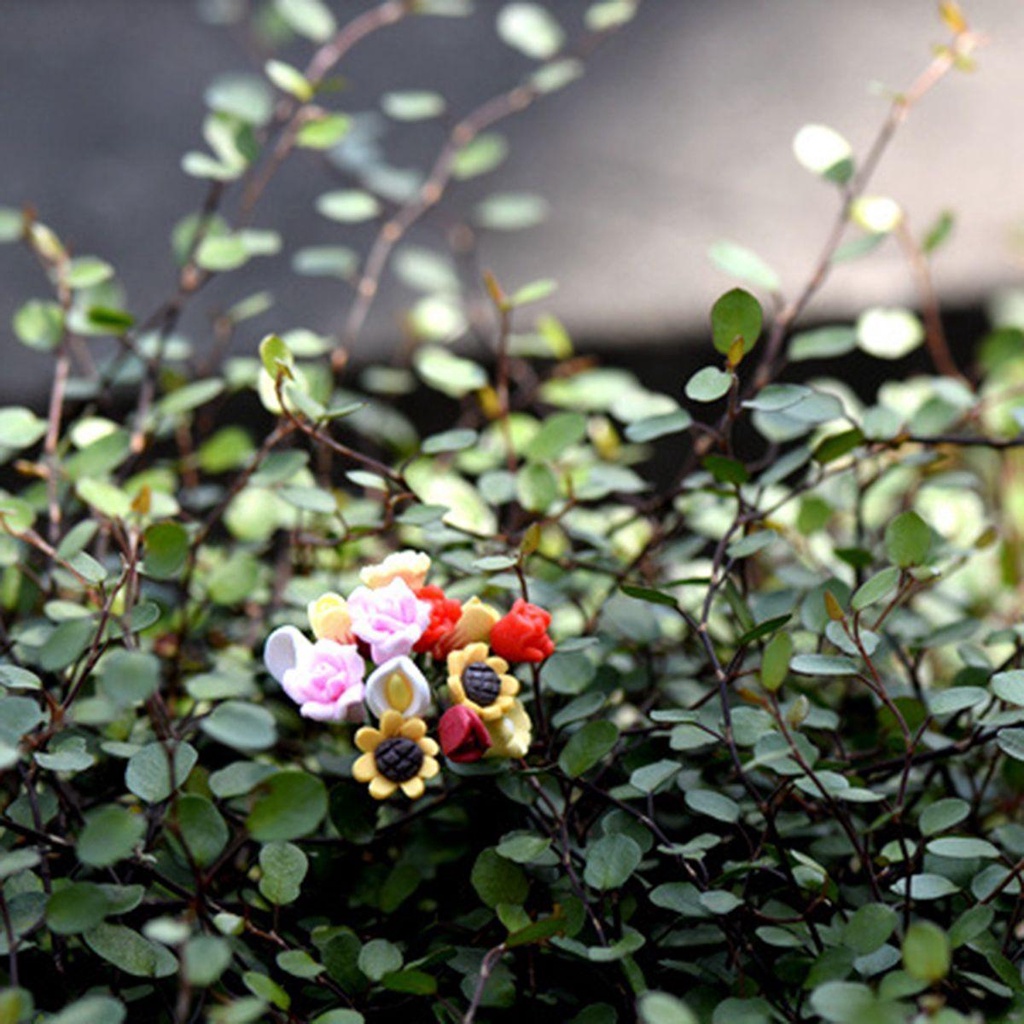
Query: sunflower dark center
xmin=462 ymin=662 xmax=501 ymax=706
xmin=375 ymin=737 xmax=424 ymax=782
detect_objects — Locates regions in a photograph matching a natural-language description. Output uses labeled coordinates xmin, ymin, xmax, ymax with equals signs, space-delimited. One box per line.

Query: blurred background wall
xmin=0 ymin=0 xmax=1021 ymax=403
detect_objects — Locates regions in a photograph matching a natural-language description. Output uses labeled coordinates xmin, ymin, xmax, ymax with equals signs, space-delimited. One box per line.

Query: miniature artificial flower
xmin=438 ymin=705 xmax=492 ymax=763
xmin=364 ymin=656 xmax=432 ymax=719
xmin=413 ymin=585 xmax=463 ymax=659
xmin=348 ymin=577 xmax=431 ymax=665
xmin=352 ymin=709 xmax=439 ymax=800
xmin=485 ymin=699 xmax=532 ymax=759
xmin=437 ymin=597 xmax=500 ymax=658
xmin=490 ymin=599 xmax=555 ymax=663
xmin=447 ymin=642 xmax=519 ymax=722
xmin=263 ymin=627 xmax=366 ymax=722
xmin=360 ymin=549 xmax=431 ymax=591
xmin=307 ymin=592 xmax=354 ymax=644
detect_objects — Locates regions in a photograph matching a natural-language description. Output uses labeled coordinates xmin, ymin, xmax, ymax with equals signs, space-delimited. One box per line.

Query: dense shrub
xmin=0 ymin=2 xmax=1020 ymax=1022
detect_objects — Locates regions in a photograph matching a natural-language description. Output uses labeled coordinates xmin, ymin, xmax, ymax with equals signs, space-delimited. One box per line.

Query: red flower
xmin=413 ymin=585 xmax=462 ymax=659
xmin=438 ymin=705 xmax=492 ymax=763
xmin=489 ymin=599 xmax=555 ymax=664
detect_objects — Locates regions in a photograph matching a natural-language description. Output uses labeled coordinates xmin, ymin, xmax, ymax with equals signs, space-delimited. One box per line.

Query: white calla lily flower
xmin=365 ymin=656 xmax=432 ymax=719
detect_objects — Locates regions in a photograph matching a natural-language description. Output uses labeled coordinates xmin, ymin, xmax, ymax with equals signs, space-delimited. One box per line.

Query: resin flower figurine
xmin=360 ymin=549 xmax=431 ymax=591
xmin=413 ymin=585 xmax=462 ymax=660
xmin=490 ymin=599 xmax=555 ymax=663
xmin=307 ymin=592 xmax=353 ymax=644
xmin=486 ymin=699 xmax=532 ymax=759
xmin=447 ymin=642 xmax=519 ymax=722
xmin=365 ymin=656 xmax=432 ymax=719
xmin=348 ymin=577 xmax=431 ymax=664
xmin=438 ymin=597 xmax=500 ymax=658
xmin=352 ymin=710 xmax=439 ymax=800
xmin=438 ymin=705 xmax=492 ymax=762
xmin=263 ymin=627 xmax=365 ymax=722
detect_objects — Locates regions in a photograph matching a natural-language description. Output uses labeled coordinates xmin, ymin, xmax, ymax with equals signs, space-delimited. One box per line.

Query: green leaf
xmin=35 ymin=737 xmax=94 ymax=773
xmin=517 ymin=463 xmax=559 ymax=512
xmin=84 ymin=922 xmax=177 ymax=978
xmin=381 ymin=91 xmax=446 ymax=121
xmin=685 ymin=366 xmax=732 ymax=402
xmin=475 ymin=192 xmax=549 ymax=231
xmin=142 ymin=522 xmax=190 ymax=580
xmin=357 ymin=938 xmax=402 ymax=982
xmin=814 ymin=428 xmax=864 ymax=464
xmin=620 ymin=584 xmax=678 ymax=608
xmin=297 ymin=113 xmax=352 ymax=149
xmin=277 ymin=949 xmax=324 ymax=979
xmin=789 ymin=325 xmax=857 ymax=362
xmin=761 ymin=631 xmax=792 ymax=692
xmin=0 ymin=207 xmax=23 ymax=243
xmin=792 ymin=124 xmax=853 ymax=182
xmin=316 ymin=190 xmax=381 ymax=223
xmin=0 ymin=849 xmax=40 ymax=880
xmin=200 ymin=700 xmax=277 ymax=752
xmin=0 ymin=408 xmax=47 ymax=449
xmin=66 ymin=256 xmax=114 ymax=290
xmin=856 ymin=307 xmax=924 ymax=360
xmin=926 ymin=837 xmax=1000 ymax=859
xmin=381 ymin=969 xmax=438 ymax=994
xmin=885 ymin=511 xmax=931 ymax=567
xmin=496 ymin=833 xmax=552 ymax=863
xmin=247 ymin=770 xmax=328 ymax=841
xmin=624 ymin=410 xmax=692 ymax=442
xmin=685 ymin=789 xmax=740 ymax=824
xmin=919 ymin=798 xmax=970 ymax=837
xmin=525 ymin=411 xmax=586 ymax=462
xmin=902 ymin=921 xmax=950 ymax=982
xmin=13 ymin=300 xmax=63 ymax=351
xmin=413 ymin=346 xmax=485 ymax=397
xmin=275 ymin=0 xmax=336 ymax=41
xmin=48 ymin=996 xmax=126 ymax=1024
xmin=265 ymin=59 xmax=313 ymax=102
xmin=922 ymin=210 xmax=955 ymax=255
xmin=584 ymin=834 xmax=642 ymax=890
xmin=630 ymin=759 xmax=681 ymax=794
xmin=46 ymin=883 xmax=111 ymax=935
xmin=195 ymin=234 xmax=248 ymax=271
xmin=125 ymin=742 xmax=198 ymax=803
xmin=993 ymin=670 xmax=1024 ymax=706
xmin=790 ymin=654 xmax=858 ymax=677
xmin=184 ymin=935 xmax=233 ymax=987
xmin=708 ymin=241 xmax=780 ymax=292
xmin=496 ymin=3 xmax=565 ymax=59
xmin=421 ymin=428 xmax=478 ymax=455
xmin=174 ymin=795 xmax=229 ymax=867
xmin=843 ymin=904 xmax=897 ymax=956
xmin=711 ymin=288 xmax=762 ymax=356
xmin=851 ymin=567 xmax=901 ymax=611
xmin=638 ymin=992 xmax=697 ymax=1024
xmin=807 ymin=982 xmax=875 ymax=1023
xmin=98 ymin=650 xmax=160 ymax=707
xmin=311 ymin=1012 xmax=364 ymax=1024
xmin=259 ymin=842 xmax=308 ymax=905
xmin=292 ymin=245 xmax=358 ymax=280
xmin=76 ymin=478 xmax=131 ymax=519
xmin=559 ymin=721 xmax=618 ymax=777
xmin=452 ymin=133 xmax=509 ymax=179
xmin=471 ymin=849 xmax=529 ymax=908
xmin=703 ymin=454 xmax=748 ymax=486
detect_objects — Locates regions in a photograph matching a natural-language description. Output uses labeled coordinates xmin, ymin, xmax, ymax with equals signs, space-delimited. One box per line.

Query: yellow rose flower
xmin=352 ymin=710 xmax=440 ymax=800
xmin=447 ymin=642 xmax=519 ymax=722
xmin=485 ymin=699 xmax=532 ymax=759
xmin=360 ymin=550 xmax=431 ymax=590
xmin=439 ymin=597 xmax=500 ymax=656
xmin=307 ymin=592 xmax=353 ymax=644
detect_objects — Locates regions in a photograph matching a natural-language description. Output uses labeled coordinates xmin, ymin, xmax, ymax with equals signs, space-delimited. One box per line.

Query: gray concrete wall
xmin=0 ymin=1 xmax=1021 ymax=401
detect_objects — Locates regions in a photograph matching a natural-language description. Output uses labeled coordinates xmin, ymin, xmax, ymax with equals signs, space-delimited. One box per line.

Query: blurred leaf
xmin=316 ymin=190 xmax=381 ymax=223
xmin=125 ymin=742 xmax=198 ymax=803
xmin=497 ymin=3 xmax=565 ymax=59
xmin=77 ymin=805 xmax=145 ymax=868
xmin=856 ymin=308 xmax=924 ymax=360
xmin=559 ymin=721 xmax=618 ymax=777
xmin=885 ymin=511 xmax=931 ymax=567
xmin=471 ymin=849 xmax=528 ymax=907
xmin=902 ymin=922 xmax=950 ymax=982
xmin=247 ymin=771 xmax=328 ymax=841
xmin=259 ymin=842 xmax=308 ymax=905
xmin=381 ymin=91 xmax=446 ymax=121
xmin=708 ymin=241 xmax=781 ymax=292
xmin=475 ymin=192 xmax=549 ymax=230
xmin=793 ymin=124 xmax=853 ymax=183
xmin=685 ymin=366 xmax=732 ymax=403
xmin=584 ymin=834 xmax=641 ymax=890
xmin=275 ymin=0 xmax=336 ymax=41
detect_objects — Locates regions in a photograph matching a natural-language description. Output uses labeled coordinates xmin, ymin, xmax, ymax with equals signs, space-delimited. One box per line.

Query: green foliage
xmin=0 ymin=3 xmax=1010 ymax=1022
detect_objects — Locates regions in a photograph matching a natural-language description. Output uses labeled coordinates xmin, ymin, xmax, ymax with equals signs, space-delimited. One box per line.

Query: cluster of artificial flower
xmin=263 ymin=550 xmax=555 ymax=800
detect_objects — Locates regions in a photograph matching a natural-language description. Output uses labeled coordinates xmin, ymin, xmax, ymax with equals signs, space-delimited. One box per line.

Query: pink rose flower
xmin=264 ymin=626 xmax=366 ymax=722
xmin=348 ymin=577 xmax=431 ymax=665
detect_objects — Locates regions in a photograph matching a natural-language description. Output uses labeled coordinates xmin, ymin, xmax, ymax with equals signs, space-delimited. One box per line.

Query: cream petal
xmin=264 ymin=626 xmax=311 ymax=684
xmin=369 ymin=776 xmax=398 ymax=800
xmin=400 ymin=776 xmax=425 ymax=800
xmin=352 ymin=753 xmax=377 ymax=782
xmin=420 ymin=756 xmax=440 ymax=779
xmin=365 ymin=656 xmax=432 ymax=719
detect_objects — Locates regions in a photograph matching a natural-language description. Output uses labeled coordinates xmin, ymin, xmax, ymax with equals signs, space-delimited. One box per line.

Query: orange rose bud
xmin=489 ymin=599 xmax=555 ymax=664
xmin=413 ymin=585 xmax=463 ymax=659
xmin=438 ymin=705 xmax=492 ymax=763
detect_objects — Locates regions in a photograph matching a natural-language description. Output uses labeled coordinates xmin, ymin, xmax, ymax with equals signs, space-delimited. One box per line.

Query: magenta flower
xmin=348 ymin=577 xmax=431 ymax=665
xmin=264 ymin=627 xmax=366 ymax=722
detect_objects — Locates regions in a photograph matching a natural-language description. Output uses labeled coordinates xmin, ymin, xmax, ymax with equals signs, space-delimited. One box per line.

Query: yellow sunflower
xmin=352 ymin=710 xmax=439 ymax=800
xmin=447 ymin=642 xmax=519 ymax=722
